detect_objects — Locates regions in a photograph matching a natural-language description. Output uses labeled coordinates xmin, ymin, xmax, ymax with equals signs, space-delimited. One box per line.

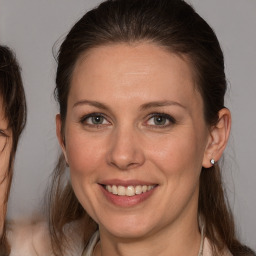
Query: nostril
xmin=106 ymin=132 xmax=145 ymax=170
xmin=109 ymin=160 xmax=133 ymax=170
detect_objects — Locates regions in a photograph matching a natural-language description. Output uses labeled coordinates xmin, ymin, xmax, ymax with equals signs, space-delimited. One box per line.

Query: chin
xmin=99 ymin=215 xmax=158 ymax=240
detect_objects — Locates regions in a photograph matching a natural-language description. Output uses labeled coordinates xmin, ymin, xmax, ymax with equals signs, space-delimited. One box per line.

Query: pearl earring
xmin=210 ymin=159 xmax=215 ymax=165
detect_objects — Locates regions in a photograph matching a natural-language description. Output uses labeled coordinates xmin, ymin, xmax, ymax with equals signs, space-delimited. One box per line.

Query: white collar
xmin=82 ymin=226 xmax=206 ymax=256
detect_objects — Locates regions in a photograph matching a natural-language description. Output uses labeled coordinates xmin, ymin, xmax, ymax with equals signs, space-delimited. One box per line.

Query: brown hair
xmin=0 ymin=46 xmax=27 ymax=255
xmin=49 ymin=0 xmax=255 ymax=255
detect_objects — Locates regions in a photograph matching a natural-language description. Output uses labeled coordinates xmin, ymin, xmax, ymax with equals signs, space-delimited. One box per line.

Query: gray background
xmin=0 ymin=0 xmax=255 ymax=250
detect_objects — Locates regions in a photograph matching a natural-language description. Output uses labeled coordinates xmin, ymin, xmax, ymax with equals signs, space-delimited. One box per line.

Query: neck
xmin=95 ymin=213 xmax=201 ymax=256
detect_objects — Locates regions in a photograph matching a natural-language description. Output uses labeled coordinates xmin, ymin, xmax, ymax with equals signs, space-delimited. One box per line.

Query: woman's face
xmin=58 ymin=43 xmax=212 ymax=239
xmin=0 ymin=99 xmax=11 ymax=234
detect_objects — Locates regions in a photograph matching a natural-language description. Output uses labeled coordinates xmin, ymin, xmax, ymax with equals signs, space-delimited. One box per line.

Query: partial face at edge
xmin=57 ymin=43 xmax=213 ymax=239
xmin=0 ymin=98 xmax=12 ymax=235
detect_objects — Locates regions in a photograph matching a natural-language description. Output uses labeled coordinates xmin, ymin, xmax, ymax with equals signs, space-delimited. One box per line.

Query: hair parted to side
xmin=0 ymin=46 xmax=27 ymax=256
xmin=50 ymin=0 xmax=255 ymax=255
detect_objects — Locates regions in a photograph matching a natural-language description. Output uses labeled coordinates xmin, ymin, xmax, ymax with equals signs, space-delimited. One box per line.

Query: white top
xmin=81 ymin=231 xmax=233 ymax=256
xmin=7 ymin=221 xmax=52 ymax=256
xmin=7 ymin=221 xmax=233 ymax=256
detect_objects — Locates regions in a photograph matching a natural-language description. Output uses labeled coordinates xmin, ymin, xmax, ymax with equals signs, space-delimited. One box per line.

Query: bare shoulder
xmin=7 ymin=219 xmax=52 ymax=256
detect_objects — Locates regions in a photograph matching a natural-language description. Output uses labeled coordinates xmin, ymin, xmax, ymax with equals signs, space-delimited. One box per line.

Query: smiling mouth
xmin=103 ymin=184 xmax=157 ymax=197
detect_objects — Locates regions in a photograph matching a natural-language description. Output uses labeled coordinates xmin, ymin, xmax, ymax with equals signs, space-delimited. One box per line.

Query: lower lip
xmin=99 ymin=185 xmax=157 ymax=207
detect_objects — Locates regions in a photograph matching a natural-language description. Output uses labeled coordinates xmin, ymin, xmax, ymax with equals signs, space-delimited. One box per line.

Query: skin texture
xmin=56 ymin=43 xmax=231 ymax=256
xmin=0 ymin=99 xmax=11 ymax=237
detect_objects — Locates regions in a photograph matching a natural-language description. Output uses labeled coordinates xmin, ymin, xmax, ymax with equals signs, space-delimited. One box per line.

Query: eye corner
xmin=0 ymin=129 xmax=9 ymax=137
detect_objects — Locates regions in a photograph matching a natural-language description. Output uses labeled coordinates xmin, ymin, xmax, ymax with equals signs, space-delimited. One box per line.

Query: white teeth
xmin=126 ymin=186 xmax=135 ymax=196
xmin=117 ymin=186 xmax=126 ymax=196
xmin=106 ymin=185 xmax=112 ymax=193
xmin=148 ymin=185 xmax=154 ymax=190
xmin=142 ymin=185 xmax=147 ymax=193
xmin=112 ymin=185 xmax=118 ymax=195
xmin=105 ymin=185 xmax=155 ymax=196
xmin=135 ymin=185 xmax=142 ymax=195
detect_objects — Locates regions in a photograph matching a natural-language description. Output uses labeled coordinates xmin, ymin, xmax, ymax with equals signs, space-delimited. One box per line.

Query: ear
xmin=56 ymin=114 xmax=68 ymax=164
xmin=202 ymin=108 xmax=231 ymax=168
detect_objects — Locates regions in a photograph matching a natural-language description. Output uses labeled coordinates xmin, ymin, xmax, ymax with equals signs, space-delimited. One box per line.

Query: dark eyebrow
xmin=73 ymin=99 xmax=186 ymax=111
xmin=73 ymin=100 xmax=109 ymax=110
xmin=140 ymin=100 xmax=186 ymax=111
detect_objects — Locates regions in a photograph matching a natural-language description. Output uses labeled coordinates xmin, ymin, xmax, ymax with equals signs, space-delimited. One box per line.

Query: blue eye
xmin=146 ymin=113 xmax=175 ymax=127
xmin=153 ymin=116 xmax=167 ymax=125
xmin=90 ymin=116 xmax=104 ymax=124
xmin=80 ymin=113 xmax=109 ymax=126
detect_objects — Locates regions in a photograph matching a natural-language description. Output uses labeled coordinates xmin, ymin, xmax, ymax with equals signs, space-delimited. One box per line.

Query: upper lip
xmin=99 ymin=179 xmax=157 ymax=187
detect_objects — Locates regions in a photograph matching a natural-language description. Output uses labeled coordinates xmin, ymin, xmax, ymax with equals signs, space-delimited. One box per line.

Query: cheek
xmin=0 ymin=140 xmax=11 ymax=176
xmin=147 ymin=131 xmax=204 ymax=177
xmin=0 ymin=141 xmax=11 ymax=225
xmin=146 ymin=132 xmax=204 ymax=214
xmin=64 ymin=130 xmax=105 ymax=213
xmin=65 ymin=129 xmax=106 ymax=180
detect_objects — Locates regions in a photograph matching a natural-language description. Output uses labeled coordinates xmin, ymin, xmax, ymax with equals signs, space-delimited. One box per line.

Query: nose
xmin=106 ymin=126 xmax=145 ymax=170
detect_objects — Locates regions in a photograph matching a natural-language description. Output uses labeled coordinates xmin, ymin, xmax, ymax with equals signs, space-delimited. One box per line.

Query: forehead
xmin=74 ymin=42 xmax=194 ymax=79
xmin=69 ymin=43 xmax=202 ymax=110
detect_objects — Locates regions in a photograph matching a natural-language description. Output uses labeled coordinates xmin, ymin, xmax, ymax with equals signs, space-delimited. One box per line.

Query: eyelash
xmin=80 ymin=113 xmax=110 ymax=128
xmin=79 ymin=112 xmax=176 ymax=129
xmin=145 ymin=113 xmax=176 ymax=128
